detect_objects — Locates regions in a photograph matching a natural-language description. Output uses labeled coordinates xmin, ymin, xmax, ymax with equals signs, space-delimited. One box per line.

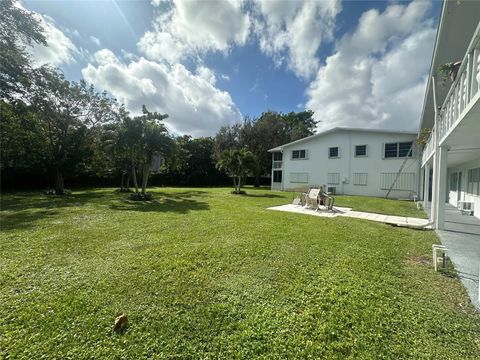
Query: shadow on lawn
xmin=0 ymin=209 xmax=59 ymax=231
xmin=243 ymin=193 xmax=283 ymax=198
xmin=0 ymin=190 xmax=112 ymax=212
xmin=109 ymin=192 xmax=210 ymax=214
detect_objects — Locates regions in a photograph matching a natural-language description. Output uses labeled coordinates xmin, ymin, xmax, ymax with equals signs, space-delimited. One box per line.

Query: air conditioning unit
xmin=458 ymin=201 xmax=474 ymax=215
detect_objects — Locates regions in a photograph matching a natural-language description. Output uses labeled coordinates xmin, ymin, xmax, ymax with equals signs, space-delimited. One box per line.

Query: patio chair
xmin=305 ymin=188 xmax=320 ymax=209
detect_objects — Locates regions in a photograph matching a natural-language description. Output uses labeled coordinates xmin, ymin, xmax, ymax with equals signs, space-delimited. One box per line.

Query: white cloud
xmin=30 ymin=14 xmax=79 ymax=66
xmin=221 ymin=74 xmax=230 ymax=81
xmin=90 ymin=35 xmax=101 ymax=47
xmin=306 ymin=1 xmax=436 ymax=131
xmin=138 ymin=0 xmax=250 ymax=64
xmin=81 ymin=50 xmax=242 ymax=136
xmin=253 ymin=0 xmax=342 ymax=78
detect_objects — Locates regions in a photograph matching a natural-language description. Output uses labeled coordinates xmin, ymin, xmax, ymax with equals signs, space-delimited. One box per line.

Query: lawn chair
xmin=305 ymin=188 xmax=320 ymax=209
xmin=317 ymin=185 xmax=335 ymax=211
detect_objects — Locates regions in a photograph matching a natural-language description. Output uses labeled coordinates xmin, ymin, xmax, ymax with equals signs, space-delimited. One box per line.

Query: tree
xmin=0 ymin=100 xmax=48 ymax=183
xmin=213 ymin=110 xmax=318 ymax=188
xmin=239 ymin=112 xmax=289 ymax=187
xmin=28 ymin=66 xmax=118 ymax=194
xmin=0 ymin=0 xmax=46 ymax=99
xmin=216 ymin=148 xmax=255 ymax=194
xmin=282 ymin=110 xmax=318 ymax=141
xmin=114 ymin=106 xmax=172 ymax=198
xmin=213 ymin=123 xmax=242 ymax=160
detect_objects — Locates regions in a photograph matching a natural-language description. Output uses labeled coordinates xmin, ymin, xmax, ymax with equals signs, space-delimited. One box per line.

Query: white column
xmin=419 ymin=162 xmax=425 ymax=202
xmin=435 ymin=146 xmax=448 ymax=230
xmin=423 ymin=162 xmax=431 ymax=210
xmin=430 ymin=151 xmax=438 ymax=223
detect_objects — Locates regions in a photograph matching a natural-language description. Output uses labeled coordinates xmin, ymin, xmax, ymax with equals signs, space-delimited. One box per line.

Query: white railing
xmin=438 ymin=22 xmax=480 ymax=141
xmin=422 ymin=124 xmax=435 ymax=165
xmin=273 ymin=161 xmax=282 ymax=169
xmin=422 ymin=22 xmax=480 ymax=165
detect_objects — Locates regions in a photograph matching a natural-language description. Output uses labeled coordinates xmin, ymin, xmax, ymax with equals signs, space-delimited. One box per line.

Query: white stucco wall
xmin=272 ymin=129 xmax=420 ymax=199
xmin=447 ymin=158 xmax=480 ymax=219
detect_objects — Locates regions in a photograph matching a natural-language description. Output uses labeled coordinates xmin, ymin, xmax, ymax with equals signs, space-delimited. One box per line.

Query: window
xmin=327 ymin=173 xmax=340 ymax=184
xmin=327 ymin=187 xmax=336 ymax=195
xmin=384 ymin=143 xmax=398 ymax=158
xmin=467 ymin=168 xmax=480 ymax=195
xmin=272 ymin=152 xmax=283 ymax=168
xmin=398 ymin=142 xmax=413 ymax=157
xmin=353 ymin=172 xmax=368 ymax=185
xmin=384 ymin=142 xmax=413 ymax=158
xmin=450 ymin=172 xmax=458 ymax=191
xmin=290 ymin=172 xmax=308 ymax=183
xmin=355 ymin=145 xmax=367 ymax=157
xmin=273 ymin=170 xmax=282 ymax=183
xmin=292 ymin=149 xmax=307 ymax=160
xmin=329 ymin=147 xmax=339 ymax=158
xmin=273 ymin=152 xmax=282 ymax=161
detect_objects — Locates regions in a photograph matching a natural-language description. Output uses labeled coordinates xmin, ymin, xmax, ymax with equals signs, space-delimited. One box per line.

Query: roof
xmin=268 ymin=127 xmax=417 ymax=152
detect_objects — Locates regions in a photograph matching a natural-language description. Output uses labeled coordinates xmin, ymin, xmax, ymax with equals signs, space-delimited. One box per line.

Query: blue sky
xmin=24 ymin=0 xmax=441 ymax=137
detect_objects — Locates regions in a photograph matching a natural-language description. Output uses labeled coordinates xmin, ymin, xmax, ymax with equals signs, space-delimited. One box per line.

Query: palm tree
xmin=216 ymin=148 xmax=255 ymax=194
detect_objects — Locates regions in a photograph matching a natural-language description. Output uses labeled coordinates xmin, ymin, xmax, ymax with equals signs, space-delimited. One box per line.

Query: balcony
xmin=422 ymin=22 xmax=480 ymax=166
xmin=438 ymin=22 xmax=480 ymax=141
xmin=421 ymin=125 xmax=436 ymax=166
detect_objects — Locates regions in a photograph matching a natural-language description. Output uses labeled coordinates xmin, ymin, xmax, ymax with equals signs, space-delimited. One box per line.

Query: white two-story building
xmin=268 ymin=127 xmax=419 ymax=199
xmin=419 ymin=0 xmax=480 ymax=228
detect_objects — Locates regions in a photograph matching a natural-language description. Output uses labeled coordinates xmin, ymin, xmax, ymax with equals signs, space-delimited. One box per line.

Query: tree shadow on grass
xmin=0 ymin=190 xmax=112 ymax=212
xmin=242 ymin=193 xmax=284 ymax=198
xmin=152 ymin=190 xmax=210 ymax=199
xmin=0 ymin=209 xmax=59 ymax=232
xmin=109 ymin=196 xmax=209 ymax=214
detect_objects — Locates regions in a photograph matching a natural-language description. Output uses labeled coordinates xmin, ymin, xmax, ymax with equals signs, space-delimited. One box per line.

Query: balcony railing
xmin=421 ymin=124 xmax=435 ymax=165
xmin=438 ymin=22 xmax=480 ymax=141
xmin=422 ymin=22 xmax=480 ymax=165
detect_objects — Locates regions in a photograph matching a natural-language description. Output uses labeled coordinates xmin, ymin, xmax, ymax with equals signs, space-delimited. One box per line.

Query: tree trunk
xmin=120 ymin=172 xmax=125 ymax=190
xmin=141 ymin=165 xmax=150 ymax=195
xmin=131 ymin=164 xmax=139 ymax=193
xmin=54 ymin=168 xmax=64 ymax=194
xmin=237 ymin=176 xmax=242 ymax=193
xmin=254 ymin=173 xmax=261 ymax=188
xmin=233 ymin=177 xmax=237 ymax=193
xmin=126 ymin=173 xmax=131 ymax=189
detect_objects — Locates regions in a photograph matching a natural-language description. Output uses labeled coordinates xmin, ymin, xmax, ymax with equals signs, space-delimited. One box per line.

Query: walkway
xmin=426 ymin=203 xmax=480 ymax=310
xmin=268 ymin=204 xmax=431 ymax=228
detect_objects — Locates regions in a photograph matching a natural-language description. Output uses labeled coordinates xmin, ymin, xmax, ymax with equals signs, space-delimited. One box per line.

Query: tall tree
xmin=213 ymin=123 xmax=242 ymax=160
xmin=115 ymin=106 xmax=172 ymax=197
xmin=282 ymin=110 xmax=318 ymax=141
xmin=165 ymin=136 xmax=224 ymax=186
xmin=0 ymin=0 xmax=46 ymax=99
xmin=28 ymin=66 xmax=118 ymax=194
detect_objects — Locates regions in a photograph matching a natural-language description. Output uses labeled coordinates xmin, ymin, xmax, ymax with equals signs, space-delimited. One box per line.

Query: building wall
xmin=274 ymin=130 xmax=419 ymax=198
xmin=447 ymin=158 xmax=480 ymax=219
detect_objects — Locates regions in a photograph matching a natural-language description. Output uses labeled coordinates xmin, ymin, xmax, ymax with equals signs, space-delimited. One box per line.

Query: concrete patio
xmin=426 ymin=203 xmax=480 ymax=310
xmin=268 ymin=204 xmax=431 ymax=228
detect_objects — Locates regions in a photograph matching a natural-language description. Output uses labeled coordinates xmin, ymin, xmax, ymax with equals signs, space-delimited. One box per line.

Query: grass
xmin=334 ymin=195 xmax=427 ymax=218
xmin=1 ymin=187 xmax=479 ymax=359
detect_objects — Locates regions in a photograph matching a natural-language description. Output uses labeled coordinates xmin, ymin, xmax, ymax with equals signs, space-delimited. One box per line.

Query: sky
xmin=22 ymin=0 xmax=441 ymax=137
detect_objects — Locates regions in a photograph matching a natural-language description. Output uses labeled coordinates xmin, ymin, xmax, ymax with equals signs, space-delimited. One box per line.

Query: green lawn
xmin=334 ymin=195 xmax=427 ymax=218
xmin=1 ymin=187 xmax=478 ymax=359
